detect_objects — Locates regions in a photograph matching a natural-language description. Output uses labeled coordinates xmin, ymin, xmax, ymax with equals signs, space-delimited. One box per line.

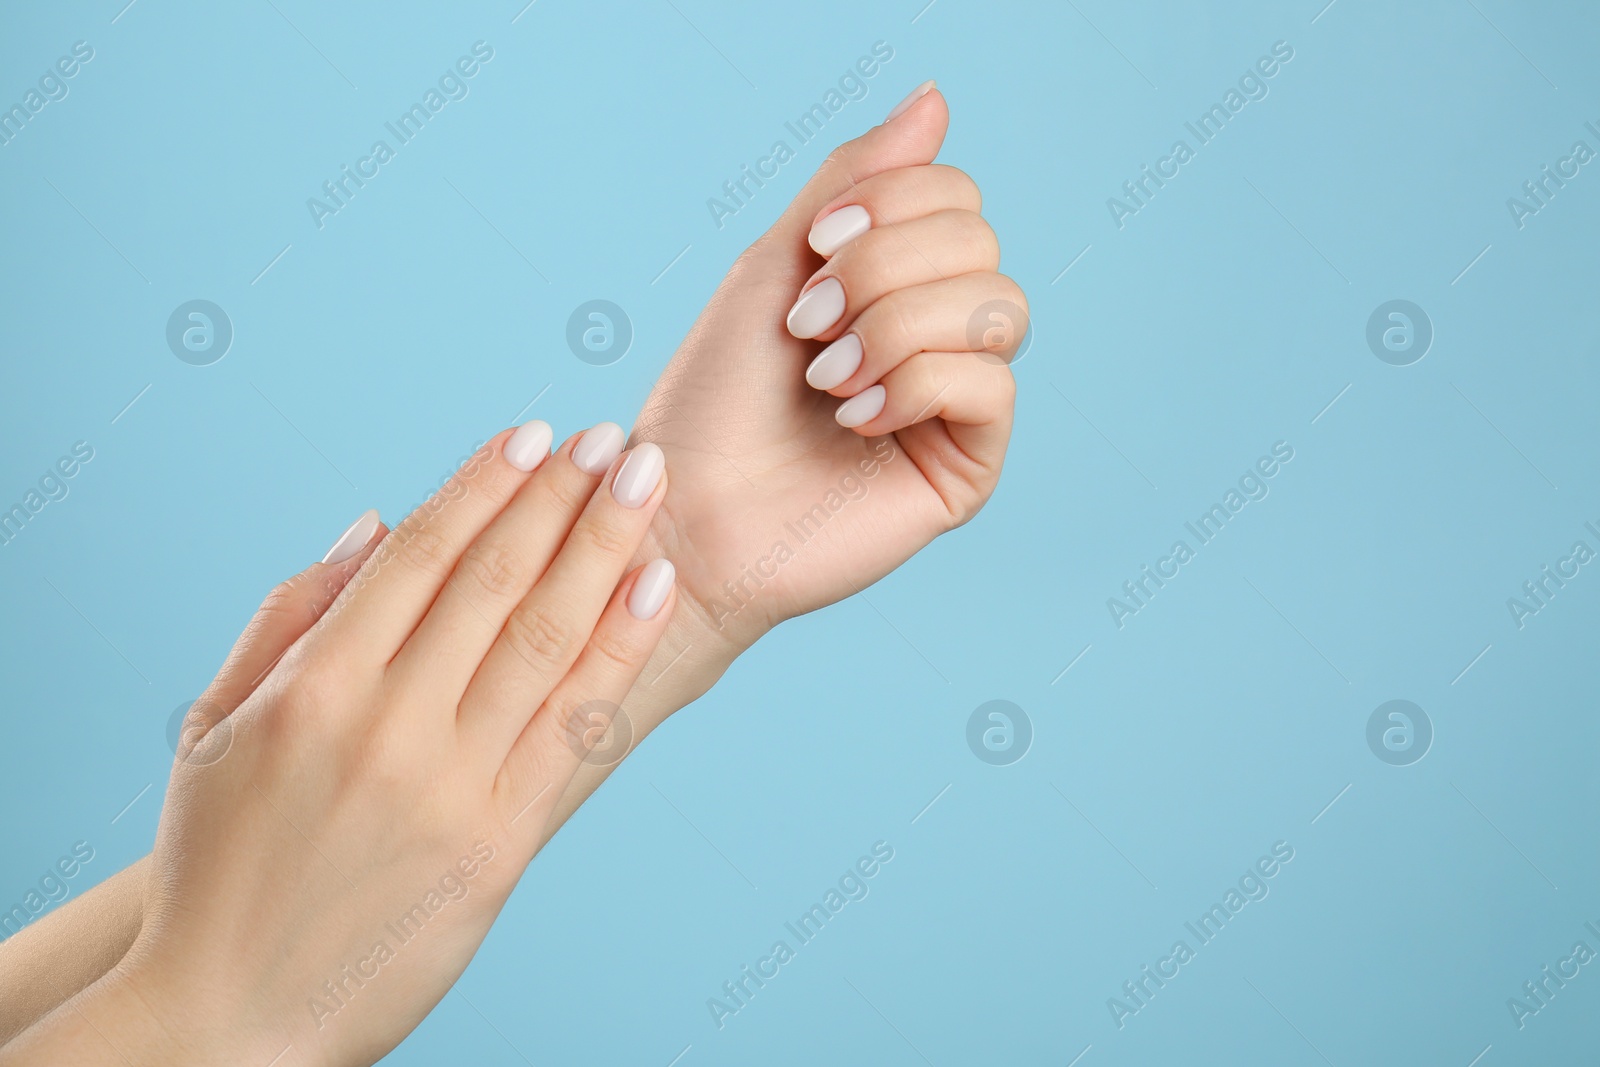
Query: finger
xmin=805 ymin=165 xmax=982 ymax=257
xmin=492 ymin=560 xmax=675 ymax=836
xmin=195 ymin=509 xmax=387 ymax=720
xmin=804 ymin=272 xmax=1029 ymax=396
xmin=786 ymin=210 xmax=999 ymax=342
xmin=757 ymin=84 xmax=949 ymax=256
xmin=459 ymin=444 xmax=668 ymax=760
xmin=837 ymin=350 xmax=1015 ymax=437
xmin=838 ymin=352 xmax=1015 ymax=520
xmin=389 ymin=422 xmax=627 ymax=701
xmin=321 ymin=422 xmax=551 ymax=663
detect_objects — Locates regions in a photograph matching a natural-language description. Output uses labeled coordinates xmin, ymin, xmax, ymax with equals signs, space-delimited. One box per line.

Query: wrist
xmin=624 ymin=589 xmax=742 ymax=728
xmin=637 ymin=508 xmax=768 ymax=693
xmin=0 ymin=955 xmax=270 ymax=1066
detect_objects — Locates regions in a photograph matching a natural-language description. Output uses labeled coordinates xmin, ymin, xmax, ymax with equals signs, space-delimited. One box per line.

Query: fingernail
xmin=835 ymin=385 xmax=886 ymax=429
xmin=885 ymin=79 xmax=935 ymax=123
xmin=808 ymin=205 xmax=872 ymax=256
xmin=322 ymin=508 xmax=381 ymax=565
xmin=785 ymin=277 xmax=846 ymax=339
xmin=612 ymin=442 xmax=665 ymax=508
xmin=504 ymin=419 xmax=553 ymax=472
xmin=627 ymin=558 xmax=676 ymax=620
xmin=573 ymin=421 xmax=627 ymax=474
xmin=806 ymin=334 xmax=864 ymax=390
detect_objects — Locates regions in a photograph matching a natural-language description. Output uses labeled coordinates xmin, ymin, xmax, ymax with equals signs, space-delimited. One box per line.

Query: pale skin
xmin=0 ymin=85 xmax=1024 ymax=1064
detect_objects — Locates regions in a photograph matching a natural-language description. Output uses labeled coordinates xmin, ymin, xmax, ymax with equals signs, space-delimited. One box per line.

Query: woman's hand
xmin=638 ymin=84 xmax=1021 ymax=650
xmin=0 ymin=513 xmax=387 ymax=1044
xmin=3 ymin=423 xmax=677 ymax=1066
xmin=543 ymin=85 xmax=1022 ymax=840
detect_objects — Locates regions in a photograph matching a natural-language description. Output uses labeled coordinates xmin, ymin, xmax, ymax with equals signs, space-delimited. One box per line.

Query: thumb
xmin=761 ymin=81 xmax=947 ymax=253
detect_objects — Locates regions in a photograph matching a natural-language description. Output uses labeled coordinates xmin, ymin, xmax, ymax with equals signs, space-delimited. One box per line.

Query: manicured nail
xmin=835 ymin=385 xmax=886 ymax=429
xmin=504 ymin=419 xmax=553 ymax=472
xmin=808 ymin=205 xmax=872 ymax=256
xmin=885 ymin=79 xmax=935 ymax=123
xmin=627 ymin=558 xmax=676 ymax=620
xmin=573 ymin=421 xmax=626 ymax=474
xmin=785 ymin=277 xmax=846 ymax=339
xmin=322 ymin=508 xmax=381 ymax=565
xmin=806 ymin=334 xmax=864 ymax=390
xmin=612 ymin=443 xmax=665 ymax=508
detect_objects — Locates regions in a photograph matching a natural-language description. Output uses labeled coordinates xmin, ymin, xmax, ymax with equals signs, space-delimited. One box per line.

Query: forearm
xmin=0 ymin=958 xmax=247 ymax=1067
xmin=0 ymin=857 xmax=149 ymax=1047
xmin=0 ymin=602 xmax=732 ymax=1054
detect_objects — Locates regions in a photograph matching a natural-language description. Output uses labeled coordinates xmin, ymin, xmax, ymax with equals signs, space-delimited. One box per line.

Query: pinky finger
xmin=490 ymin=559 xmax=676 ymax=838
xmin=183 ymin=510 xmax=387 ymax=754
xmin=835 ymin=350 xmax=1015 ymax=441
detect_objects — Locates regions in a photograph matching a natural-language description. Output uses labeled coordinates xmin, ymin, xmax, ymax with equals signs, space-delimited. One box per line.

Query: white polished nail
xmin=612 ymin=443 xmax=665 ymax=508
xmin=322 ymin=508 xmax=381 ymax=565
xmin=627 ymin=558 xmax=676 ymax=620
xmin=504 ymin=419 xmax=553 ymax=472
xmin=885 ymin=79 xmax=935 ymax=123
xmin=785 ymin=277 xmax=846 ymax=339
xmin=806 ymin=334 xmax=864 ymax=390
xmin=808 ymin=205 xmax=872 ymax=256
xmin=835 ymin=385 xmax=886 ymax=428
xmin=573 ymin=421 xmax=626 ymax=474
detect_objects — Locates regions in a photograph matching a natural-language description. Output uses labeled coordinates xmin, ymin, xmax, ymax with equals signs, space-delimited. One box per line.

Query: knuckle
xmin=880 ymin=291 xmax=925 ymax=356
xmin=940 ymin=165 xmax=983 ymax=210
xmin=272 ymin=662 xmax=345 ymax=729
xmin=575 ymin=517 xmax=634 ymax=560
xmin=503 ymin=605 xmax=576 ymax=669
xmin=993 ymin=361 xmax=1019 ymax=397
xmin=250 ymin=574 xmax=330 ymax=635
xmin=1004 ymin=276 xmax=1030 ymax=318
xmin=256 ymin=578 xmax=307 ymax=624
xmin=457 ymin=540 xmax=525 ymax=600
xmin=829 ymin=237 xmax=886 ymax=289
xmin=394 ymin=520 xmax=456 ymax=580
xmin=586 ymin=626 xmax=645 ymax=676
xmin=949 ymin=210 xmax=1000 ymax=265
xmin=544 ymin=470 xmax=594 ymax=517
xmin=902 ymin=165 xmax=981 ymax=214
xmin=987 ymin=273 xmax=1029 ymax=318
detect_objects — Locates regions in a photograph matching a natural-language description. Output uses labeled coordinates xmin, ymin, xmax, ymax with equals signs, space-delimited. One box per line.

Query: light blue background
xmin=3 ymin=1 xmax=1598 ymax=1063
